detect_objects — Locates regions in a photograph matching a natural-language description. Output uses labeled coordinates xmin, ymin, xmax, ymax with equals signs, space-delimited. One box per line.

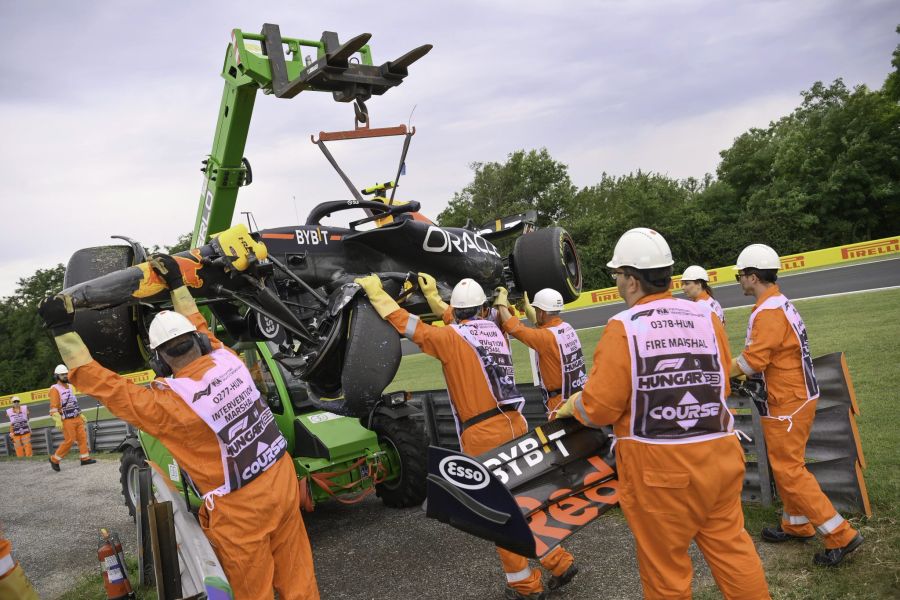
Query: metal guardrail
xmin=3 ymin=353 xmax=866 ymax=516
xmin=1 ymin=419 xmax=135 ymax=457
xmin=0 ymin=393 xmax=817 ymax=511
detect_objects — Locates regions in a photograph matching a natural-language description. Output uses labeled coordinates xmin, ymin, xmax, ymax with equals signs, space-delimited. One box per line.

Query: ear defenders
xmin=150 ymin=332 xmax=213 ymax=378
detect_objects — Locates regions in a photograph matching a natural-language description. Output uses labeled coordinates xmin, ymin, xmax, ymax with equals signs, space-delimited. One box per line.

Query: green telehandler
xmin=63 ymin=24 xmax=435 ymax=519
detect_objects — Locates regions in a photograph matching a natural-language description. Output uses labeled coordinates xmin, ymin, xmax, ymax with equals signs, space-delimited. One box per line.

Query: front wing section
xmin=425 ymin=419 xmax=618 ymax=558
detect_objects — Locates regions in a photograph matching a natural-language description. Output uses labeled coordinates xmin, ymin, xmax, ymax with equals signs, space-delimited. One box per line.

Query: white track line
xmin=569 ymin=285 xmax=900 ymax=333
xmin=564 ymin=255 xmax=900 ymax=315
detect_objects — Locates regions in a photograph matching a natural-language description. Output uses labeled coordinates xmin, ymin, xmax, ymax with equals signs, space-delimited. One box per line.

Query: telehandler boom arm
xmin=192 ymin=23 xmax=431 ymax=247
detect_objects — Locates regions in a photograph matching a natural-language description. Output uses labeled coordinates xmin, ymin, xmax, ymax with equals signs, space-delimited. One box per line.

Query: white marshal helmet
xmin=53 ymin=364 xmax=69 ymax=376
xmin=148 ymin=310 xmax=197 ymax=350
xmin=735 ymin=244 xmax=780 ymax=271
xmin=531 ymin=288 xmax=564 ymax=312
xmin=681 ymin=265 xmax=709 ymax=281
xmin=450 ymin=278 xmax=487 ymax=308
xmin=607 ymin=228 xmax=674 ymax=269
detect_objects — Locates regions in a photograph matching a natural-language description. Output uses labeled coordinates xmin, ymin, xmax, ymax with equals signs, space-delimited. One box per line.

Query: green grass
xmin=698 ymin=287 xmax=900 ymax=599
xmin=390 ymin=288 xmax=900 ymax=599
xmin=386 ymin=326 xmax=605 ymax=392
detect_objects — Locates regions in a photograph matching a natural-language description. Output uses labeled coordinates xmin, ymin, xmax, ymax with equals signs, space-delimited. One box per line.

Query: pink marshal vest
xmin=450 ymin=319 xmax=525 ymax=411
xmin=699 ymin=295 xmax=725 ymax=324
xmin=6 ymin=406 xmax=30 ymax=435
xmin=53 ymin=383 xmax=80 ymax=419
xmin=534 ymin=323 xmax=587 ymax=403
xmin=745 ymin=294 xmax=819 ymax=414
xmin=611 ymin=298 xmax=732 ymax=444
xmin=162 ymin=349 xmax=287 ymax=502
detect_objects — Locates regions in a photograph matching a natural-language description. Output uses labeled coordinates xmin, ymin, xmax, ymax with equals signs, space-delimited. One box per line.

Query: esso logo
xmin=257 ymin=313 xmax=280 ymax=339
xmin=438 ymin=456 xmax=490 ymax=490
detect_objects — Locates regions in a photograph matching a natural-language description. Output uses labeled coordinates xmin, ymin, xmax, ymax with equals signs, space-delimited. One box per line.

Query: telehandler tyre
xmin=119 ymin=444 xmax=147 ymax=520
xmin=373 ymin=415 xmax=428 ymax=508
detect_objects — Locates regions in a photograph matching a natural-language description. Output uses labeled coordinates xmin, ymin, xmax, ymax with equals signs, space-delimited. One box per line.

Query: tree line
xmin=0 ymin=235 xmax=192 ymax=393
xmin=438 ymin=32 xmax=900 ymax=290
xmin=2 ymin=33 xmax=898 ymax=392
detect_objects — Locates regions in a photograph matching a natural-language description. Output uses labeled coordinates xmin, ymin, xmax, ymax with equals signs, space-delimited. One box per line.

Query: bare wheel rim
xmin=127 ymin=461 xmax=141 ymax=508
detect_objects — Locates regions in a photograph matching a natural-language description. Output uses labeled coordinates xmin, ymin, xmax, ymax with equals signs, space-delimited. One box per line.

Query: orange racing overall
xmin=49 ymin=382 xmax=91 ymax=463
xmin=501 ymin=314 xmax=587 ymax=577
xmin=6 ymin=406 xmax=32 ymax=457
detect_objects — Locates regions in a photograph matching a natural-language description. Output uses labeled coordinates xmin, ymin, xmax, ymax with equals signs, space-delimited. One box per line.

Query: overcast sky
xmin=1 ymin=0 xmax=897 ymax=296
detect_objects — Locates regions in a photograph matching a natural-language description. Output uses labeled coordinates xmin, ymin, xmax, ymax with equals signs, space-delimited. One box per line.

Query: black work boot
xmin=813 ymin=533 xmax=864 ymax=567
xmin=761 ymin=524 xmax=815 ymax=543
xmin=49 ymin=458 xmax=60 ymax=472
xmin=547 ymin=564 xmax=579 ymax=591
xmin=504 ymin=587 xmax=547 ymax=600
xmin=80 ymin=458 xmax=97 ymax=466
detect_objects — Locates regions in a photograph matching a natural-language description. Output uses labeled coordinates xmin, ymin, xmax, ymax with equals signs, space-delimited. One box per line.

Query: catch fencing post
xmin=44 ymin=428 xmax=54 ymax=455
xmin=750 ymin=408 xmax=774 ymax=507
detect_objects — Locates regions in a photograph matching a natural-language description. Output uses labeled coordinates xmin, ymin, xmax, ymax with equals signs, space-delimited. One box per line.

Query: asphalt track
xmin=403 ymin=256 xmax=900 ymax=354
xmin=17 ymin=257 xmax=900 ymax=420
xmin=16 ymin=390 xmax=103 ymax=420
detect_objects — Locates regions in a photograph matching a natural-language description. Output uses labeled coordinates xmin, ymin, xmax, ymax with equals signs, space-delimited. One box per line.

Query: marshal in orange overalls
xmin=385 ymin=307 xmax=545 ymax=597
xmin=573 ymin=292 xmax=770 ymax=600
xmin=0 ymin=526 xmax=39 ymax=599
xmin=56 ymin=308 xmax=319 ymax=600
xmin=6 ymin=405 xmax=33 ymax=457
xmin=49 ymin=384 xmax=91 ymax=464
xmin=500 ymin=314 xmax=581 ymax=578
xmin=737 ymin=285 xmax=858 ymax=549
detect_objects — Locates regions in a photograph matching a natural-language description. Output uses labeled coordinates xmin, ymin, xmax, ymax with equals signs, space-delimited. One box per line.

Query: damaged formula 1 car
xmin=58 ymin=24 xmax=583 ymax=516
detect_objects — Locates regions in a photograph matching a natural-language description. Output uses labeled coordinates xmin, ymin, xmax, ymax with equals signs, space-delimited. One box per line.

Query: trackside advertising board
xmin=1 ymin=236 xmax=895 ymax=404
xmin=0 ymin=370 xmax=155 ymax=409
xmin=565 ymin=234 xmax=899 ymax=310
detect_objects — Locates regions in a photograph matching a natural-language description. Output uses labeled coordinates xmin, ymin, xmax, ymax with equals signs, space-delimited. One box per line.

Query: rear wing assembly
xmin=426 ymin=419 xmax=617 ymax=557
xmin=475 ymin=211 xmax=538 ymax=244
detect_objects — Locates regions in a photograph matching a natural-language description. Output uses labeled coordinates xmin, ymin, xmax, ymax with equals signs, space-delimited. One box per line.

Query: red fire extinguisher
xmin=98 ymin=528 xmax=135 ymax=600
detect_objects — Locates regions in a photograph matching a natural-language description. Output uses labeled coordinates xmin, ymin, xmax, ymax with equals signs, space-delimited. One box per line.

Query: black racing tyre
xmin=512 ymin=227 xmax=583 ymax=303
xmin=307 ymin=297 xmax=401 ymax=418
xmin=64 ymin=245 xmax=146 ymax=372
xmin=119 ymin=444 xmax=147 ymax=520
xmin=373 ymin=415 xmax=428 ymax=508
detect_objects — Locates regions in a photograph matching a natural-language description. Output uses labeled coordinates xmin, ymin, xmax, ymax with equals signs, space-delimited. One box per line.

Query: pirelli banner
xmin=0 ymin=370 xmax=156 ymax=409
xmin=565 ymin=234 xmax=899 ymax=310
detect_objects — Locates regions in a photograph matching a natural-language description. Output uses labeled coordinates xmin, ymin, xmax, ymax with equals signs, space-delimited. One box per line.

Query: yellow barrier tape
xmin=565 ymin=234 xmax=899 ymax=311
xmin=2 ymin=236 xmax=897 ymax=403
xmin=0 ymin=370 xmax=155 ymax=409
